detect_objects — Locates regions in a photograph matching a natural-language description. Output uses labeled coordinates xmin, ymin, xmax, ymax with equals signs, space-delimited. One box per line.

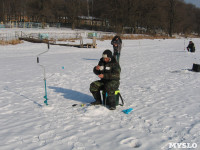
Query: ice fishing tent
xmin=192 ymin=63 xmax=200 ymax=72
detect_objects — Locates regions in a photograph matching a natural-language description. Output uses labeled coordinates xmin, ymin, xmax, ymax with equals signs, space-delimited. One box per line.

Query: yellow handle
xmin=115 ymin=90 xmax=120 ymax=95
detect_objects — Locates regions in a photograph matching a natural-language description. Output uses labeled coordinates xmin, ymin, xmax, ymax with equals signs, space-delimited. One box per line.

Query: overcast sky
xmin=184 ymin=0 xmax=200 ymax=8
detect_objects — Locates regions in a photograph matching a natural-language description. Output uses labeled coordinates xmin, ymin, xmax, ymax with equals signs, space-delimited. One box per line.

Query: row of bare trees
xmin=0 ymin=0 xmax=200 ymax=36
xmin=93 ymin=0 xmax=200 ymax=36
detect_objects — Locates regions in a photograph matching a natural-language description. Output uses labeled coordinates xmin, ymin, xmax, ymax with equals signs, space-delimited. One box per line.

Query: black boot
xmin=91 ymin=91 xmax=102 ymax=105
xmin=107 ymin=96 xmax=116 ymax=110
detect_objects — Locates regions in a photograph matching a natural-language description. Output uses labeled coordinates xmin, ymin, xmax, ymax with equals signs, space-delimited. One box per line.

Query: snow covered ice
xmin=0 ymin=28 xmax=200 ymax=150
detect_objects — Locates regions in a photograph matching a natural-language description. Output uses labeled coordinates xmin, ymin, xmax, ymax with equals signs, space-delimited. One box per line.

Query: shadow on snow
xmin=82 ymin=58 xmax=99 ymax=61
xmin=4 ymin=86 xmax=42 ymax=107
xmin=49 ymin=86 xmax=94 ymax=103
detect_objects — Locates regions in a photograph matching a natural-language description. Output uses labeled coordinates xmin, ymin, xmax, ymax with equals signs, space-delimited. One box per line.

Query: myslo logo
xmin=169 ymin=143 xmax=197 ymax=149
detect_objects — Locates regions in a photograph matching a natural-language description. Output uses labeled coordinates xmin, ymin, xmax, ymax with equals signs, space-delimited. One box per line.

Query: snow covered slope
xmin=0 ymin=29 xmax=200 ymax=150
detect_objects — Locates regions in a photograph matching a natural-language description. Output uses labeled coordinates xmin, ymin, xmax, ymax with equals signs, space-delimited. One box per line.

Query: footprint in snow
xmin=120 ymin=137 xmax=142 ymax=148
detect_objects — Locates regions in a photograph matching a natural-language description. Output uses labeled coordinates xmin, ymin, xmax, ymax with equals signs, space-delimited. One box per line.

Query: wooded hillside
xmin=0 ymin=0 xmax=200 ymax=36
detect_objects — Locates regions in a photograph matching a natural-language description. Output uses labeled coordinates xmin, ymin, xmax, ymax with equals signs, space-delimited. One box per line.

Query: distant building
xmin=77 ymin=16 xmax=109 ymax=27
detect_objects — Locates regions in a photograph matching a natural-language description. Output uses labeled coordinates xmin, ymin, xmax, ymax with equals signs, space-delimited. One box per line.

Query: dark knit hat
xmin=102 ymin=49 xmax=112 ymax=58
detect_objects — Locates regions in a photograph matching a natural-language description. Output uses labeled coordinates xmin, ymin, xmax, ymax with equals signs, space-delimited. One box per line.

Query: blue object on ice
xmin=122 ymin=108 xmax=133 ymax=114
xmin=62 ymin=66 xmax=64 ymax=69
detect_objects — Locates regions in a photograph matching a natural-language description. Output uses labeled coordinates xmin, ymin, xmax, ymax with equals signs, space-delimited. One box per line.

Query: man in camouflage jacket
xmin=90 ymin=50 xmax=121 ymax=110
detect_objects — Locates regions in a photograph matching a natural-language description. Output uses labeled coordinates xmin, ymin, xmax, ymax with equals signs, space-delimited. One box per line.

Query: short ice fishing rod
xmin=37 ymin=42 xmax=50 ymax=105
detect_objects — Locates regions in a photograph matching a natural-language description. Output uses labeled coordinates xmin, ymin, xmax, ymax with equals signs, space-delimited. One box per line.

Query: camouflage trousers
xmin=90 ymin=80 xmax=120 ymax=96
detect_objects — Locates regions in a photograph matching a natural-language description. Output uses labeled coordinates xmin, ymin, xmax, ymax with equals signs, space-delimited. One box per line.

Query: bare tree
xmin=167 ymin=0 xmax=177 ymax=37
xmin=0 ymin=0 xmax=5 ymax=22
xmin=194 ymin=8 xmax=200 ymax=35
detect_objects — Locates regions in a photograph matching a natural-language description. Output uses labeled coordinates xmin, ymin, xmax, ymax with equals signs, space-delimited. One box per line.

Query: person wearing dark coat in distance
xmin=90 ymin=50 xmax=121 ymax=110
xmin=187 ymin=41 xmax=195 ymax=53
xmin=111 ymin=35 xmax=122 ymax=62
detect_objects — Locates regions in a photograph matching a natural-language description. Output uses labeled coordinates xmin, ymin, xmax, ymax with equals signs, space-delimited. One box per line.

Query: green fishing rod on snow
xmin=37 ymin=42 xmax=50 ymax=105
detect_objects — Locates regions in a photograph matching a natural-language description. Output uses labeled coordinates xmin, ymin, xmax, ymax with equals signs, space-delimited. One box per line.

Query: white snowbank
xmin=0 ymin=28 xmax=200 ymax=150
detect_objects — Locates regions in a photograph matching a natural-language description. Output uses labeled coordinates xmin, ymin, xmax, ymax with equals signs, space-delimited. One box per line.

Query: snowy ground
xmin=0 ymin=29 xmax=200 ymax=150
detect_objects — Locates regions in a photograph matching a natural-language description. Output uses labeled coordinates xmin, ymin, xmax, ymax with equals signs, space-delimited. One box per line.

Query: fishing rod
xmin=37 ymin=42 xmax=50 ymax=105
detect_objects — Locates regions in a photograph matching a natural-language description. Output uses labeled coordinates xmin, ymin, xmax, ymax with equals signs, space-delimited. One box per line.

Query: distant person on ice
xmin=111 ymin=35 xmax=122 ymax=62
xmin=90 ymin=50 xmax=121 ymax=110
xmin=187 ymin=41 xmax=195 ymax=53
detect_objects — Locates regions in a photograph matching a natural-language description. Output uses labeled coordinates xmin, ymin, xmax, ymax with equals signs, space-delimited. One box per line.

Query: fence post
xmin=93 ymin=36 xmax=96 ymax=48
xmin=80 ymin=36 xmax=83 ymax=48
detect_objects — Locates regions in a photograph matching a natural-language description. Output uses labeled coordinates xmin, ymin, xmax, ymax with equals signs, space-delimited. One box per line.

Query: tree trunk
xmin=168 ymin=0 xmax=176 ymax=37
